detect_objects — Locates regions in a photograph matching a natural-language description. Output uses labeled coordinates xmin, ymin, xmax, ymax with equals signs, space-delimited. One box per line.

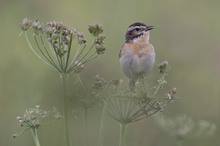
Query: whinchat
xmin=119 ymin=22 xmax=155 ymax=91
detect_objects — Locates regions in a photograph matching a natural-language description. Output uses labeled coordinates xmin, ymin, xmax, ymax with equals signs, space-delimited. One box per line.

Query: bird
xmin=119 ymin=22 xmax=155 ymax=91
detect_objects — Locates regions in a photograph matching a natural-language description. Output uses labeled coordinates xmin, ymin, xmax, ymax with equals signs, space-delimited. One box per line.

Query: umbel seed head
xmin=20 ymin=17 xmax=106 ymax=74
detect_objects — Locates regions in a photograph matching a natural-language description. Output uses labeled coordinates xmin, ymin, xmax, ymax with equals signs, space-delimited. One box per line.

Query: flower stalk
xmin=61 ymin=73 xmax=72 ymax=146
xmin=31 ymin=128 xmax=41 ymax=146
xmin=98 ymin=102 xmax=107 ymax=146
xmin=119 ymin=123 xmax=127 ymax=146
xmin=84 ymin=107 xmax=89 ymax=146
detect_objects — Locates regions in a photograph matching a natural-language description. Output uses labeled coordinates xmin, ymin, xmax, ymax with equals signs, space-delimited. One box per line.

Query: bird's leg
xmin=129 ymin=79 xmax=136 ymax=92
xmin=138 ymin=74 xmax=145 ymax=85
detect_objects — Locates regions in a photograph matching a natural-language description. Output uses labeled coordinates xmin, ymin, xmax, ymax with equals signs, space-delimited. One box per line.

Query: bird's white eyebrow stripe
xmin=127 ymin=26 xmax=146 ymax=31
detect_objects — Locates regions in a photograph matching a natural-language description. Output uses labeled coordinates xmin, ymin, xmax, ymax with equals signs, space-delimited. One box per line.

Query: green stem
xmin=61 ymin=73 xmax=72 ymax=146
xmin=98 ymin=102 xmax=107 ymax=146
xmin=153 ymin=74 xmax=165 ymax=96
xmin=65 ymin=34 xmax=73 ymax=71
xmin=85 ymin=107 xmax=89 ymax=146
xmin=31 ymin=128 xmax=41 ymax=146
xmin=119 ymin=123 xmax=127 ymax=146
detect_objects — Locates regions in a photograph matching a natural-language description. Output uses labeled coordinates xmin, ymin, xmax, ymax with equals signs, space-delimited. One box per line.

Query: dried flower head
xmin=88 ymin=24 xmax=104 ymax=36
xmin=95 ymin=34 xmax=106 ymax=44
xmin=94 ymin=34 xmax=106 ymax=54
xmin=166 ymin=87 xmax=178 ymax=101
xmin=20 ymin=18 xmax=106 ymax=74
xmin=32 ymin=20 xmax=43 ymax=34
xmin=76 ymin=32 xmax=87 ymax=44
xmin=13 ymin=105 xmax=61 ymax=138
xmin=157 ymin=60 xmax=169 ymax=74
xmin=93 ymin=75 xmax=107 ymax=89
xmin=13 ymin=105 xmax=61 ymax=141
xmin=46 ymin=21 xmax=73 ymax=47
xmin=15 ymin=105 xmax=47 ymax=129
xmin=20 ymin=17 xmax=32 ymax=31
xmin=95 ymin=44 xmax=106 ymax=54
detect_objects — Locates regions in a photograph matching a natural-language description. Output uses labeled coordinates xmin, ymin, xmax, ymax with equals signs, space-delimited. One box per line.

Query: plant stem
xmin=31 ymin=128 xmax=41 ymax=146
xmin=61 ymin=73 xmax=72 ymax=146
xmin=153 ymin=74 xmax=165 ymax=96
xmin=119 ymin=123 xmax=127 ymax=146
xmin=84 ymin=107 xmax=89 ymax=146
xmin=98 ymin=102 xmax=107 ymax=146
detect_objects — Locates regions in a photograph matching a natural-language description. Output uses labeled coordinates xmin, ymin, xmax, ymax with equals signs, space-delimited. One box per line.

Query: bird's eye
xmin=135 ymin=28 xmax=140 ymax=31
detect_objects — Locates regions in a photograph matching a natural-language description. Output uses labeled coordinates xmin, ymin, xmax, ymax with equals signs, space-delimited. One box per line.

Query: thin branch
xmin=39 ymin=35 xmax=61 ymax=72
xmin=25 ymin=32 xmax=51 ymax=66
xmin=52 ymin=43 xmax=62 ymax=72
xmin=67 ymin=44 xmax=86 ymax=72
xmin=34 ymin=35 xmax=60 ymax=72
xmin=65 ymin=34 xmax=73 ymax=71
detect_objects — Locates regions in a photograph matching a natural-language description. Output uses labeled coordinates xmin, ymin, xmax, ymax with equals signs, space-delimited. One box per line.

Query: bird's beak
xmin=145 ymin=26 xmax=154 ymax=31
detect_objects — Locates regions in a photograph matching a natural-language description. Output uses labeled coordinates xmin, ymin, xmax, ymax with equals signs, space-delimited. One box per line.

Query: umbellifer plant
xmin=19 ymin=17 xmax=106 ymax=146
xmin=94 ymin=60 xmax=179 ymax=146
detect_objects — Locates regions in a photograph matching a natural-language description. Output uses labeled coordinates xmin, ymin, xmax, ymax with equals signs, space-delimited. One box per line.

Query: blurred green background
xmin=1 ymin=0 xmax=220 ymax=145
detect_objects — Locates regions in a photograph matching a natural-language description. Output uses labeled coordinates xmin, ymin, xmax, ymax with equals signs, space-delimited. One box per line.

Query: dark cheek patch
xmin=126 ymin=32 xmax=142 ymax=42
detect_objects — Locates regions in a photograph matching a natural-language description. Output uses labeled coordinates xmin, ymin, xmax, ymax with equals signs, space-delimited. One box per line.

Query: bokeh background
xmin=1 ymin=0 xmax=220 ymax=146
